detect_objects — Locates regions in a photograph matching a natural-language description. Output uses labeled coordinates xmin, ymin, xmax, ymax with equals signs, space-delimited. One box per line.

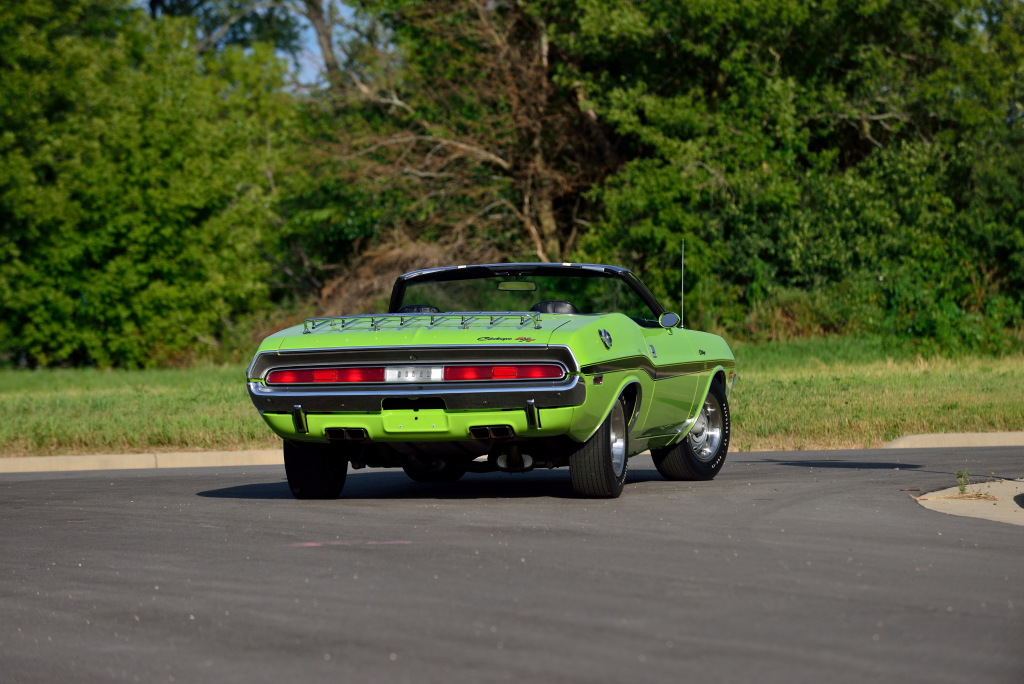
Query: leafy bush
xmin=572 ymin=0 xmax=1024 ymax=354
xmin=0 ymin=3 xmax=294 ymax=367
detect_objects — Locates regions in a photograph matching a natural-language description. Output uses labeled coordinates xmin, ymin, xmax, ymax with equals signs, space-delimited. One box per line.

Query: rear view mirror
xmin=659 ymin=311 xmax=681 ymax=328
xmin=497 ymin=281 xmax=537 ymax=291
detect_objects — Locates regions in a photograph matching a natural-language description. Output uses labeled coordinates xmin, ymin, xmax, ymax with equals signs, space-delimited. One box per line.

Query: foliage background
xmin=2 ymin=0 xmax=1022 ymax=367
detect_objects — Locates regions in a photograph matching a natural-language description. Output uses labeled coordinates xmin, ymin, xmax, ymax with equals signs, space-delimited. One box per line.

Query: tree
xmin=566 ymin=0 xmax=1023 ymax=348
xmin=146 ymin=0 xmax=304 ymax=55
xmin=298 ymin=0 xmax=622 ymax=269
xmin=0 ymin=1 xmax=296 ymax=366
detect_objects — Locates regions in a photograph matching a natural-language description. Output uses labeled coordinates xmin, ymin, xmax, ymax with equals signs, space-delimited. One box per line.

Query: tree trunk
xmin=303 ymin=1 xmax=345 ymax=91
xmin=535 ymin=189 xmax=560 ymax=262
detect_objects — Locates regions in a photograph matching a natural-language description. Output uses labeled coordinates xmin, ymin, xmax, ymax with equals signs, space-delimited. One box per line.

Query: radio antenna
xmin=680 ymin=239 xmax=685 ymax=328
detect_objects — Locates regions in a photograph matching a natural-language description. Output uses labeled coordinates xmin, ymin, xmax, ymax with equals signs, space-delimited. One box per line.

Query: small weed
xmin=954 ymin=468 xmax=970 ymax=495
xmin=941 ymin=468 xmax=998 ymax=501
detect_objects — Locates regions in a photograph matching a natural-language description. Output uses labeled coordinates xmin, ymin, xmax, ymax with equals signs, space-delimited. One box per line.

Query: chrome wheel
xmin=651 ymin=379 xmax=730 ymax=481
xmin=688 ymin=392 xmax=723 ymax=462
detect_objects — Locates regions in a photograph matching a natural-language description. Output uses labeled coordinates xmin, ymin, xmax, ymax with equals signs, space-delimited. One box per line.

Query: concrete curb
xmin=884 ymin=432 xmax=1024 ymax=449
xmin=915 ymin=479 xmax=1024 ymax=527
xmin=2 ymin=432 xmax=1023 ymax=474
xmin=0 ymin=450 xmax=281 ymax=473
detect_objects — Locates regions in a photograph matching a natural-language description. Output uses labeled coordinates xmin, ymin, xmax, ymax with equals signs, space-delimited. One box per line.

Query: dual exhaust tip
xmin=469 ymin=425 xmax=515 ymax=440
xmin=324 ymin=427 xmax=369 ymax=441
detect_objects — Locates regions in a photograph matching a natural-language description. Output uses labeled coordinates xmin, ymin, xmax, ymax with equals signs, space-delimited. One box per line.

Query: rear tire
xmin=570 ymin=395 xmax=629 ymax=498
xmin=651 ymin=379 xmax=730 ymax=481
xmin=283 ymin=440 xmax=347 ymax=499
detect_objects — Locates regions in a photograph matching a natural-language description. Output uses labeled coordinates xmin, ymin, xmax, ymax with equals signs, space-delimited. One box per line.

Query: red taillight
xmin=443 ymin=365 xmax=489 ymax=381
xmin=266 ymin=367 xmax=385 ymax=384
xmin=492 ymin=366 xmax=519 ymax=380
xmin=265 ymin=363 xmax=564 ymax=384
xmin=443 ymin=364 xmax=564 ymax=381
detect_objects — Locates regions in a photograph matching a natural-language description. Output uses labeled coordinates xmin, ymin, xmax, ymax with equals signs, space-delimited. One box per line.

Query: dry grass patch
xmin=937 ymin=492 xmax=999 ymax=501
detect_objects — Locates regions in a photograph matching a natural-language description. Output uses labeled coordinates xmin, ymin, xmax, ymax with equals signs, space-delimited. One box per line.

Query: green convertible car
xmin=247 ymin=263 xmax=736 ymax=499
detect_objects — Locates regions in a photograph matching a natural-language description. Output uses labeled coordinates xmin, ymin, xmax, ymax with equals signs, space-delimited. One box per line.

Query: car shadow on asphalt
xmin=759 ymin=458 xmax=923 ymax=470
xmin=197 ymin=467 xmax=668 ymax=501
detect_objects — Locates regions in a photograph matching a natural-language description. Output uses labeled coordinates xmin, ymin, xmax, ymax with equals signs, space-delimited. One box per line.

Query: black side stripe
xmin=580 ymin=355 xmax=734 ymax=381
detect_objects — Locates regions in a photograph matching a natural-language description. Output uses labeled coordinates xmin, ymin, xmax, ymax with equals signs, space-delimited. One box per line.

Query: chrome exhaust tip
xmin=470 ymin=425 xmax=515 ymax=440
xmin=324 ymin=427 xmax=368 ymax=441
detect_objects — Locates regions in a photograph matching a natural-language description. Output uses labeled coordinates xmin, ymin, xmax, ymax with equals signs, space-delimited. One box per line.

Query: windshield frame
xmin=388 ymin=263 xmax=669 ymax=321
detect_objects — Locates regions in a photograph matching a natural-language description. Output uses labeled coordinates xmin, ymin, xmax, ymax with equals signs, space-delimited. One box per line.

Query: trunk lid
xmin=276 ymin=313 xmax=572 ymax=351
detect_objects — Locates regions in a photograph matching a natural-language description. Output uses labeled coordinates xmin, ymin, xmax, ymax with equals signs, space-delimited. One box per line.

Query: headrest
xmin=530 ymin=300 xmax=579 ymax=314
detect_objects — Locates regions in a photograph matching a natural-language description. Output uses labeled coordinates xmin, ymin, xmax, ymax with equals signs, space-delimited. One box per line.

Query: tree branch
xmin=195 ymin=1 xmax=304 ymax=54
xmin=345 ymin=135 xmax=511 ymax=170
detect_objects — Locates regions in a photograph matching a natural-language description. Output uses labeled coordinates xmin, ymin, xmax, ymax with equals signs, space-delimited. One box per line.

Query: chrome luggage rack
xmin=302 ymin=311 xmax=543 ymax=334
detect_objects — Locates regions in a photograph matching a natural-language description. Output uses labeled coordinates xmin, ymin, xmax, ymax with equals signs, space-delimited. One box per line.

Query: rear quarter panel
xmin=548 ymin=314 xmax=657 ymax=446
xmin=551 ymin=317 xmax=735 ymax=452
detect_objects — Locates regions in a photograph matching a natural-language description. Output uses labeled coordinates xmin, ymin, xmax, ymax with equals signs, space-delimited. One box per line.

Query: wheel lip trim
xmin=689 ymin=392 xmax=723 ymax=463
xmin=610 ymin=401 xmax=627 ymax=477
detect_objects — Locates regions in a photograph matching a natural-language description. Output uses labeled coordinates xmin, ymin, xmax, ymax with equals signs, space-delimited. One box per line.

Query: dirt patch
xmin=319 ymin=238 xmax=504 ymax=316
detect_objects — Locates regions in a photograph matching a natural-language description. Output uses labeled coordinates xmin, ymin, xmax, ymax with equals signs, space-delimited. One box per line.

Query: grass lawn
xmin=1 ymin=366 xmax=276 ymax=457
xmin=731 ymin=338 xmax=1024 ymax=451
xmin=2 ymin=338 xmax=1022 ymax=456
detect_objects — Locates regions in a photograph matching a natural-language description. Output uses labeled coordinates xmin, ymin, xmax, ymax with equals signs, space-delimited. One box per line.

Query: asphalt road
xmin=2 ymin=447 xmax=1022 ymax=684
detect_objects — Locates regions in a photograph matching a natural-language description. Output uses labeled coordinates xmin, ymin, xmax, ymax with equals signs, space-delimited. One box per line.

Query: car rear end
xmin=247 ymin=314 xmax=586 ymax=450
